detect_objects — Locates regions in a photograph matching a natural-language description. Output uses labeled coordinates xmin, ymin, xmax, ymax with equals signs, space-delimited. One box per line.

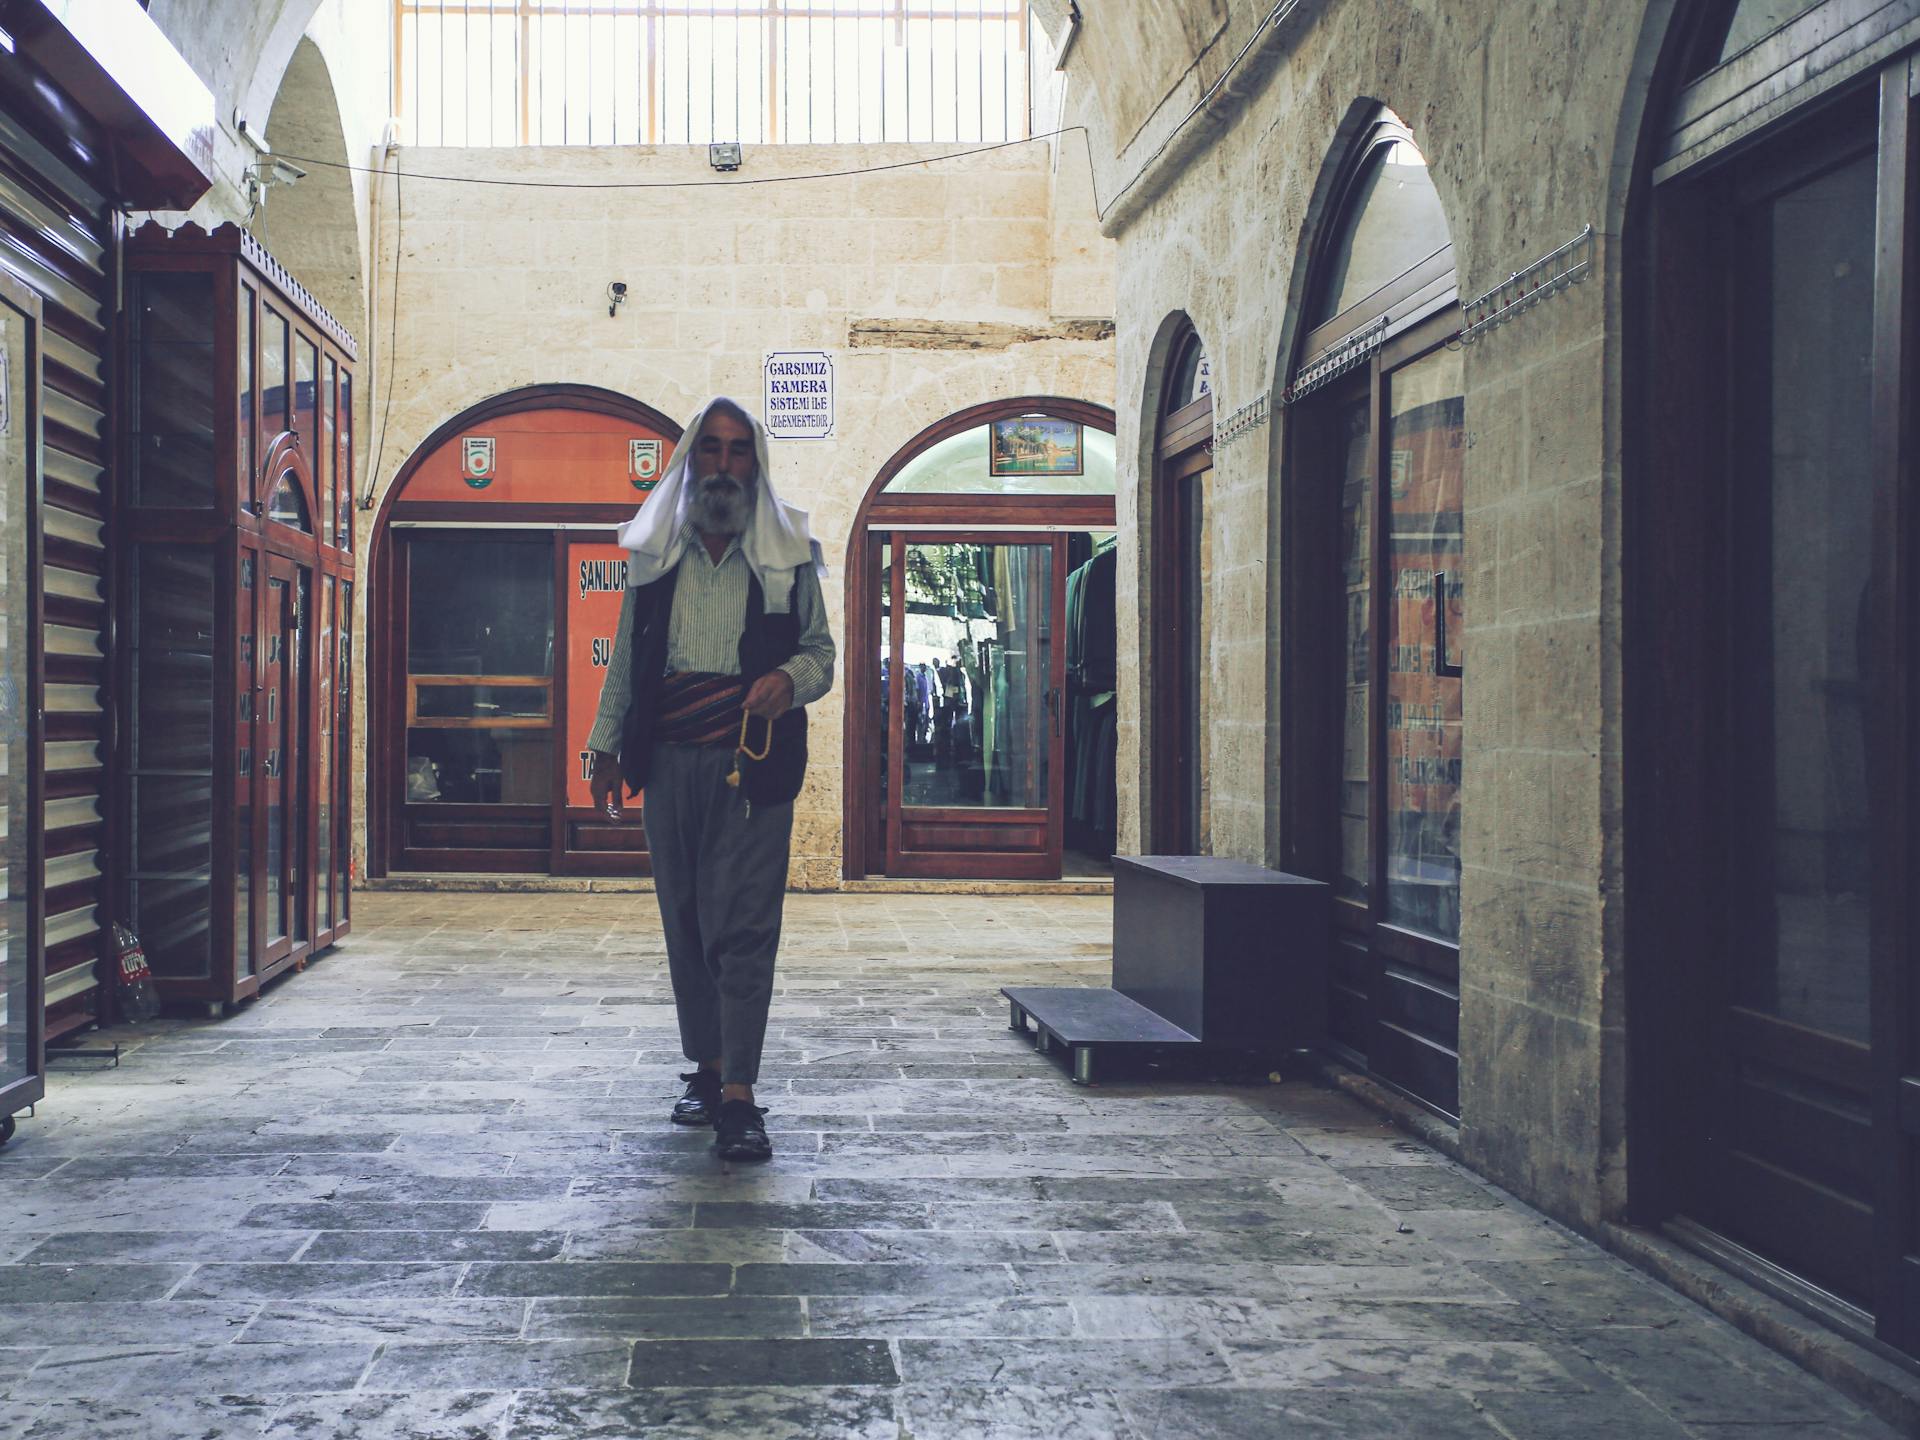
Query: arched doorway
xmin=844 ymin=398 xmax=1117 ymax=880
xmin=1282 ymin=108 xmax=1463 ymax=1118
xmin=367 ymin=386 xmax=680 ymax=877
xmin=1151 ymin=321 xmax=1212 ymax=856
xmin=1628 ymin=0 xmax=1920 ymax=1354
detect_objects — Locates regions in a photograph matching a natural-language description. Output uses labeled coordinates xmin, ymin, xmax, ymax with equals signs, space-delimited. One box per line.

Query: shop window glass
xmin=131 ymin=272 xmax=216 ymax=508
xmin=1736 ymin=150 xmax=1877 ymax=1041
xmin=1165 ymin=335 xmax=1211 ymax=413
xmin=1335 ymin=392 xmax=1373 ymax=905
xmin=338 ymin=372 xmax=354 ymax=551
xmin=318 ymin=578 xmax=334 ymax=935
xmin=262 ymin=305 xmax=289 ymax=436
xmin=268 ymin=472 xmax=312 ymax=532
xmin=899 ymin=541 xmax=1051 ymax=810
xmin=238 ymin=285 xmax=255 ymax=504
xmin=322 ymin=357 xmax=337 ymax=550
xmin=338 ymin=581 xmax=353 ymax=924
xmin=295 ymin=335 xmax=318 ymax=474
xmin=1311 ymin=139 xmax=1450 ymax=330
xmin=882 ymin=422 xmax=1116 ymax=497
xmin=1382 ymin=345 xmax=1465 ymax=944
xmin=236 ymin=551 xmax=255 ymax=975
xmin=406 ymin=537 xmax=554 ymax=805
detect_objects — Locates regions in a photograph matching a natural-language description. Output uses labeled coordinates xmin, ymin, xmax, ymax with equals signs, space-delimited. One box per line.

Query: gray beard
xmin=689 ymin=473 xmax=751 ymax=536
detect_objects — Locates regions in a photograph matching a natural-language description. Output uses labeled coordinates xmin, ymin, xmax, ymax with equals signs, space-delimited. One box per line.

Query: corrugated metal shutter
xmin=0 ymin=108 xmax=113 ymax=1039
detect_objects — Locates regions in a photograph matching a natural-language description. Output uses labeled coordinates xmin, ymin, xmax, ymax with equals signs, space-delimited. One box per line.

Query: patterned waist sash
xmin=654 ymin=671 xmax=746 ymax=747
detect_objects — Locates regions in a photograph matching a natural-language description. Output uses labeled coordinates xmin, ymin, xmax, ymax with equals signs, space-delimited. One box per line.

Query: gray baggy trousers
xmin=644 ymin=742 xmax=794 ymax=1087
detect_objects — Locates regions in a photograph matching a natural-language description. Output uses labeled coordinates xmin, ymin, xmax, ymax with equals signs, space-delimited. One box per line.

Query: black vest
xmin=618 ymin=565 xmax=809 ymax=806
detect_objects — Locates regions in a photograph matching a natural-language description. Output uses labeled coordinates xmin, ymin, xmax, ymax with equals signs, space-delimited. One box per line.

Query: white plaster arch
xmin=261 ymin=37 xmax=363 ymax=341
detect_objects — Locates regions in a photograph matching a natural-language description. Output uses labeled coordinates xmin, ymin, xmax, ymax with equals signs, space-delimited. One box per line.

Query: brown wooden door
xmin=884 ymin=532 xmax=1067 ymax=879
xmin=1287 ymin=311 xmax=1465 ymax=1121
xmin=390 ymin=531 xmax=555 ymax=871
xmin=1155 ymin=444 xmax=1209 ymax=856
xmin=1638 ymin=59 xmax=1920 ymax=1343
xmin=258 ymin=554 xmax=310 ymax=981
xmin=1363 ymin=328 xmax=1465 ymax=1117
xmin=1698 ymin=120 xmax=1882 ymax=1309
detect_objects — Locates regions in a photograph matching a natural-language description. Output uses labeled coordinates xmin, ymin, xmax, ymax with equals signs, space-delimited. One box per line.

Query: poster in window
xmin=990 ymin=418 xmax=1083 ymax=477
xmin=567 ymin=541 xmax=633 ymax=811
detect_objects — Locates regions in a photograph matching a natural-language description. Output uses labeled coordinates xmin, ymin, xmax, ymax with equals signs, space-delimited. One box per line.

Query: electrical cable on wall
xmin=360 ymin=157 xmax=402 ymax=510
xmin=1092 ymin=0 xmax=1306 ymax=224
xmin=276 ymin=126 xmax=1095 ymax=192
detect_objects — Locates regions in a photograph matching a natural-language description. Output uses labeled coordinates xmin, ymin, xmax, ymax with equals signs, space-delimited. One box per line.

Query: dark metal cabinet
xmin=119 ymin=224 xmax=357 ymax=1012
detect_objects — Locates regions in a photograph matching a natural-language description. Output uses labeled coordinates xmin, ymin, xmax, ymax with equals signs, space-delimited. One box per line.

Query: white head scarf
xmin=616 ymin=396 xmax=828 ymax=612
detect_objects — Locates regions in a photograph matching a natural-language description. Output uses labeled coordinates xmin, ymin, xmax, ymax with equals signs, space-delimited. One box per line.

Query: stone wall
xmin=1079 ymin=0 xmax=1674 ymax=1228
xmin=355 ymin=141 xmax=1118 ymax=890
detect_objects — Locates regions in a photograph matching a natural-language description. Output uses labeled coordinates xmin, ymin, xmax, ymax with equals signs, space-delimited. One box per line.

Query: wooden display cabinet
xmin=119 ymin=223 xmax=356 ymax=1012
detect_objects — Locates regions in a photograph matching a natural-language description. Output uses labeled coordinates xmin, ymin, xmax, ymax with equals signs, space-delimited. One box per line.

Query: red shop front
xmin=368 ymin=386 xmax=677 ymax=876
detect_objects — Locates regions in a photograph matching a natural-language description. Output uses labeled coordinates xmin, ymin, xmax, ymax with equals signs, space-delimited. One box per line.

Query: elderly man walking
xmin=587 ymin=397 xmax=835 ymax=1162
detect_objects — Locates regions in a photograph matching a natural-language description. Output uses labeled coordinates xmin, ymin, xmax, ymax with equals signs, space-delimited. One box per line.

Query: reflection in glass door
xmin=261 ymin=557 xmax=309 ymax=969
xmin=395 ymin=534 xmax=555 ymax=870
xmin=1708 ymin=139 xmax=1880 ymax=1307
xmin=236 ymin=551 xmax=254 ymax=976
xmin=1383 ymin=347 xmax=1465 ymax=946
xmin=885 ymin=535 xmax=1064 ymax=878
xmin=1308 ymin=334 xmax=1466 ymax=1119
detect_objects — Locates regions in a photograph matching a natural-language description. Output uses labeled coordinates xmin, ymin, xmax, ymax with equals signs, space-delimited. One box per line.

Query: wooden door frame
xmin=882 ymin=530 xmax=1069 ymax=880
xmin=841 ymin=396 xmax=1118 ymax=880
xmin=256 ymin=551 xmax=306 ymax=984
xmin=364 ymin=384 xmax=681 ymax=876
xmin=1627 ymin=15 xmax=1920 ymax=1353
xmin=1276 ymin=102 xmax=1464 ymax=1113
xmin=1151 ymin=415 xmax=1210 ymax=857
xmin=383 ymin=526 xmax=561 ymax=874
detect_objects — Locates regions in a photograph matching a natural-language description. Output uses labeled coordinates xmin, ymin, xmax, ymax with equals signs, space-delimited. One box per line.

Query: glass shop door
xmin=258 ymin=554 xmax=311 ymax=981
xmin=393 ymin=531 xmax=556 ymax=871
xmin=884 ymin=532 xmax=1067 ymax=879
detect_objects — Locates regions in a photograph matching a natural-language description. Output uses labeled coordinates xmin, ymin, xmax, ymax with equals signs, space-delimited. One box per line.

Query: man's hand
xmin=589 ymin=752 xmax=626 ymax=821
xmin=743 ymin=669 xmax=795 ymax=721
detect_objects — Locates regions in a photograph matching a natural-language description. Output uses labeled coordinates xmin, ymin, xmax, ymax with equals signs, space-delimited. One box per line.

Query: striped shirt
xmin=587 ymin=528 xmax=836 ymax=755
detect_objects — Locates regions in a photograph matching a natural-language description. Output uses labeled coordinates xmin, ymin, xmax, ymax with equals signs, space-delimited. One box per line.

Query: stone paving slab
xmin=0 ymin=891 xmax=1900 ymax=1439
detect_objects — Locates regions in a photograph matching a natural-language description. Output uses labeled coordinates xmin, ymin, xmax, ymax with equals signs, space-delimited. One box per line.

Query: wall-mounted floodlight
xmin=709 ymin=142 xmax=742 ymax=172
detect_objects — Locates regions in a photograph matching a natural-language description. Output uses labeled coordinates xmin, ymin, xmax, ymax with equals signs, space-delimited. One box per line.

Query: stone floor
xmin=0 ymin=891 xmax=1899 ymax=1439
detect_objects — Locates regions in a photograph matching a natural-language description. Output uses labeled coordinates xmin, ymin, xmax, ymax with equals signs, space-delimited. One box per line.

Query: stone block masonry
xmin=351 ymin=141 xmax=1120 ymax=889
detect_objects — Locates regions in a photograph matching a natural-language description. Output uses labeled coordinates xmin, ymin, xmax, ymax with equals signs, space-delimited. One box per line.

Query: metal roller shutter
xmin=0 ymin=108 xmax=113 ymax=1039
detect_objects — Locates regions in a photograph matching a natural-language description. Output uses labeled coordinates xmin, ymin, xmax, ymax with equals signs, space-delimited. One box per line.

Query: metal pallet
xmin=1002 ymin=985 xmax=1201 ymax=1085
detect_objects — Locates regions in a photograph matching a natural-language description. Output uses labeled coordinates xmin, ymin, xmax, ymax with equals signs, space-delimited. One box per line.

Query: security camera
xmin=608 ymin=280 xmax=628 ymax=318
xmin=610 ymin=281 xmax=628 ymax=297
xmin=269 ymin=158 xmax=307 ymax=185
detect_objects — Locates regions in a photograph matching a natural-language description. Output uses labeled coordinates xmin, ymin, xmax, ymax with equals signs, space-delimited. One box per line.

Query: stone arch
xmin=1270 ymin=98 xmax=1388 ymax=397
xmin=837 ymin=395 xmax=1120 ymax=879
xmin=260 ymin=36 xmax=362 ymax=345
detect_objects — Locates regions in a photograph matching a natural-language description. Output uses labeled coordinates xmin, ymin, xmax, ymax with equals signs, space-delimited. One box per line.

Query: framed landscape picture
xmin=989 ymin=417 xmax=1083 ymax=477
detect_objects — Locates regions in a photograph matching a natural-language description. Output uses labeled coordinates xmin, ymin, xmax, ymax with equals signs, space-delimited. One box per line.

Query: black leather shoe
xmin=713 ymin=1099 xmax=773 ymax=1162
xmin=671 ymin=1070 xmax=722 ymax=1127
